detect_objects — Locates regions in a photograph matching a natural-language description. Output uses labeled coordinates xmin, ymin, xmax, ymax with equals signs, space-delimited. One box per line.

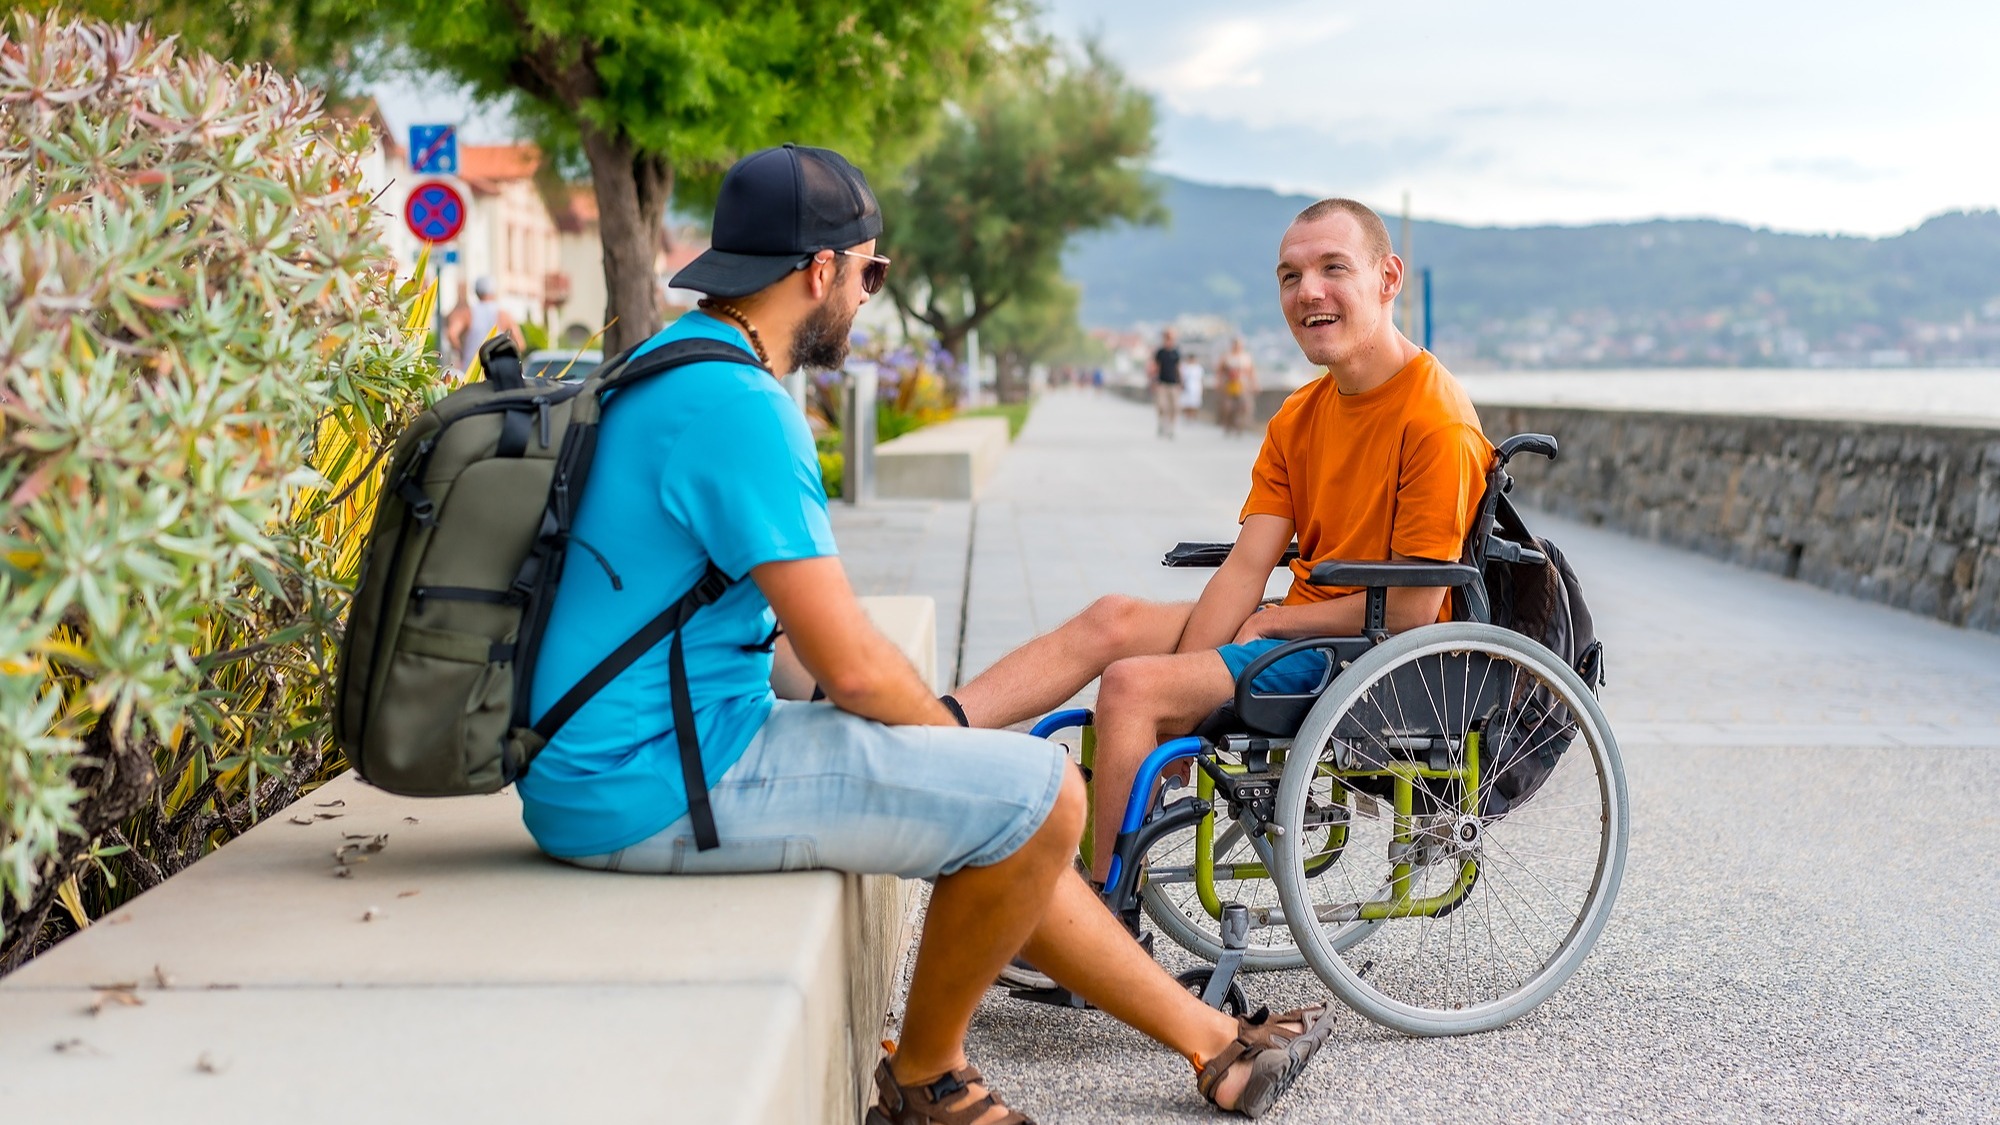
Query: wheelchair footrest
xmin=1008 ymin=984 xmax=1092 ymax=1009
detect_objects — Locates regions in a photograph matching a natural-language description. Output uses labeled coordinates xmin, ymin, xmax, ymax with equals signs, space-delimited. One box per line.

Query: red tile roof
xmin=460 ymin=143 xmax=541 ymax=194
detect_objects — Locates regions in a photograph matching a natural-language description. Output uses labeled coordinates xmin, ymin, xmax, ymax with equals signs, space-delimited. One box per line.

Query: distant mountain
xmin=1063 ymin=175 xmax=2000 ymax=366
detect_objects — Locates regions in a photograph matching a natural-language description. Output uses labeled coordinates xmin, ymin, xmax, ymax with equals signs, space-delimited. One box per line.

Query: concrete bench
xmin=0 ymin=596 xmax=937 ymax=1125
xmin=874 ymin=416 xmax=1011 ymax=501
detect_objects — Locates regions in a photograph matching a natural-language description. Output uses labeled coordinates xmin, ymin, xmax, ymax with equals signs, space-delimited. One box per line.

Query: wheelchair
xmin=1013 ymin=434 xmax=1628 ymax=1038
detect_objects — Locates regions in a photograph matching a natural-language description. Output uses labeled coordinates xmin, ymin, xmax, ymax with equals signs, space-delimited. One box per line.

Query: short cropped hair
xmin=1292 ymin=198 xmax=1393 ymax=263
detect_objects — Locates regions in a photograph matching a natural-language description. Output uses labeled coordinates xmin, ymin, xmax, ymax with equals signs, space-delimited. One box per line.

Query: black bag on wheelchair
xmin=1470 ymin=496 xmax=1605 ymax=816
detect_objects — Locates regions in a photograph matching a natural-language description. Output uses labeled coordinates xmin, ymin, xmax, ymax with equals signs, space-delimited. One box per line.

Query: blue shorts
xmin=553 ymin=700 xmax=1069 ymax=879
xmin=1217 ymin=638 xmax=1337 ymax=695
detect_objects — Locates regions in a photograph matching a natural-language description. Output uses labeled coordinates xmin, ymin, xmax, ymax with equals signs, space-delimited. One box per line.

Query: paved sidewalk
xmin=946 ymin=388 xmax=2000 ymax=1124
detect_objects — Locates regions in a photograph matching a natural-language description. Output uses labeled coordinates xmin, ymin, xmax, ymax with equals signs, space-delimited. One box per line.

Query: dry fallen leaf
xmin=105 ymin=914 xmax=133 ymax=925
xmin=396 ymin=889 xmax=420 ymax=898
xmin=195 ymin=1051 xmax=229 ymax=1075
xmin=361 ymin=906 xmax=381 ymax=922
xmin=313 ymin=812 xmax=343 ymax=820
xmin=87 ymin=987 xmax=144 ymax=1016
xmin=403 ymin=816 xmax=421 ymax=825
xmin=333 ymin=867 xmax=354 ymax=879
xmin=153 ymin=964 xmax=174 ymax=989
xmin=314 ymin=799 xmax=346 ymax=808
xmin=53 ymin=1038 xmax=91 ymax=1054
xmin=288 ymin=815 xmax=314 ymax=826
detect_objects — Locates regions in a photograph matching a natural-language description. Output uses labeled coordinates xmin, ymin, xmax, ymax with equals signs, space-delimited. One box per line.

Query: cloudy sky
xmin=1040 ymin=0 xmax=1999 ymax=236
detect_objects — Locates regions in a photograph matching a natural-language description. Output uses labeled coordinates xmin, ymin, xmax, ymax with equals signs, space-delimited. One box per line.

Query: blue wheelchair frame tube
xmin=1029 ymin=708 xmax=1093 ymax=740
xmin=1104 ymin=736 xmax=1206 ymax=890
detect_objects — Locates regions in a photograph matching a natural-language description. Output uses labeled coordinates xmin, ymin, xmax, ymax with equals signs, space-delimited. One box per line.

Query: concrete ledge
xmin=875 ymin=416 xmax=1010 ymax=501
xmin=0 ymin=596 xmax=936 ymax=1124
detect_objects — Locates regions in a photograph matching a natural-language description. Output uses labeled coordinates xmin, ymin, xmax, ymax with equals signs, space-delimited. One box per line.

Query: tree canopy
xmin=878 ymin=38 xmax=1162 ymax=365
xmin=339 ymin=0 xmax=1012 ymax=351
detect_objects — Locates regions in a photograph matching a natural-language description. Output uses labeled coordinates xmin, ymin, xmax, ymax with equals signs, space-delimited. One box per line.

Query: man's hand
xmin=1231 ymin=607 xmax=1271 ymax=646
xmin=752 ymin=555 xmax=956 ymax=727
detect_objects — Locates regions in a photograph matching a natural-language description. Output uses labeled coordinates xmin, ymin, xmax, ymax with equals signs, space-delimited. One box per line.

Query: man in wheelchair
xmin=948 ymin=198 xmax=1493 ymax=886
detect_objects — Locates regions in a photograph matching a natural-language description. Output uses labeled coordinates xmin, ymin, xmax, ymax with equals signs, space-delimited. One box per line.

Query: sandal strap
xmin=874 ymin=1060 xmax=1034 ymax=1125
xmin=1195 ymin=1004 xmax=1331 ymax=1106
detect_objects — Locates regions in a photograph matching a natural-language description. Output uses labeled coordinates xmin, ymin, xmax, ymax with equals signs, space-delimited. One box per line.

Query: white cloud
xmin=1045 ymin=0 xmax=2000 ymax=234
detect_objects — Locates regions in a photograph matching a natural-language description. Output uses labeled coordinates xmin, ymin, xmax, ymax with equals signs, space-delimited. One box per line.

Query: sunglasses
xmin=828 ymin=248 xmax=892 ymax=295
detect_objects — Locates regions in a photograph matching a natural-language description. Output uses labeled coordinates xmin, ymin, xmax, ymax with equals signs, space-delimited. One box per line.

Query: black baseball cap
xmin=670 ymin=143 xmax=882 ymax=298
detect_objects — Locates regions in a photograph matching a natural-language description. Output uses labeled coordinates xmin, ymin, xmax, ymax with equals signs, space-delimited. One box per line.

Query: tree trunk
xmin=579 ymin=124 xmax=665 ymax=355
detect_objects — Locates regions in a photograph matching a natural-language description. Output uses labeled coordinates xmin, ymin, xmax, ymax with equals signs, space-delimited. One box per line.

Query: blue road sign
xmin=409 ymin=124 xmax=458 ymax=175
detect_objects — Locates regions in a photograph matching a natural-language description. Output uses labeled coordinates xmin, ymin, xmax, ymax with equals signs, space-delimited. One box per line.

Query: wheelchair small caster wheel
xmin=1175 ymin=967 xmax=1249 ymax=1017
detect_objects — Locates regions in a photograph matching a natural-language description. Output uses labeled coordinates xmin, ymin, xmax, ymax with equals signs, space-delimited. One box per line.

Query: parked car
xmin=522 ymin=348 xmax=603 ymax=382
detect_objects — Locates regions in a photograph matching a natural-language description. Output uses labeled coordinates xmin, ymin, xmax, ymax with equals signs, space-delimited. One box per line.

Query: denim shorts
xmin=1216 ymin=638 xmax=1337 ymax=695
xmin=555 ymin=700 xmax=1070 ymax=879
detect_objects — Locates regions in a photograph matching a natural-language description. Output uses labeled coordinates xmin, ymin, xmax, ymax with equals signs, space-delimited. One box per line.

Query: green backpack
xmin=332 ymin=335 xmax=765 ymax=849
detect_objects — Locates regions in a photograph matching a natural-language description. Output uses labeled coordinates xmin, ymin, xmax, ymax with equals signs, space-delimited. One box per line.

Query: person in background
xmin=442 ymin=278 xmax=472 ymax=375
xmin=458 ymin=275 xmax=525 ymax=373
xmin=1149 ymin=327 xmax=1182 ymax=438
xmin=1181 ymin=356 xmax=1206 ymax=422
xmin=1217 ymin=338 xmax=1259 ymax=437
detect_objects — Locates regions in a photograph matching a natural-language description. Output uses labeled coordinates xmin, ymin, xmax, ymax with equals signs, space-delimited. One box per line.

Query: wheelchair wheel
xmin=1271 ymin=622 xmax=1628 ymax=1037
xmin=1140 ymin=779 xmax=1378 ymax=971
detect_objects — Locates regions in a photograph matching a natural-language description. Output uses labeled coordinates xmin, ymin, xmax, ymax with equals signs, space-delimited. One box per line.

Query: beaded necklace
xmin=698 ymin=299 xmax=772 ymax=369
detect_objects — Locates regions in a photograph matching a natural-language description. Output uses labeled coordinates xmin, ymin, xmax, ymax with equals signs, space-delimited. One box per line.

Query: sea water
xmin=1454 ymin=367 xmax=2000 ymax=426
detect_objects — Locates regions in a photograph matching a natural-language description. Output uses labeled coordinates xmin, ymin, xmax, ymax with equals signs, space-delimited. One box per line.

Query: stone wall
xmin=1480 ymin=405 xmax=2000 ymax=634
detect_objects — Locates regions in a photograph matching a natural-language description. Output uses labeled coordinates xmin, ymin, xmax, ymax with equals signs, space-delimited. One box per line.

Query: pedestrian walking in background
xmin=457 ymin=276 xmax=525 ymax=374
xmin=1218 ymin=337 xmax=1259 ymax=436
xmin=1150 ymin=327 xmax=1182 ymax=437
xmin=1181 ymin=358 xmax=1205 ymax=422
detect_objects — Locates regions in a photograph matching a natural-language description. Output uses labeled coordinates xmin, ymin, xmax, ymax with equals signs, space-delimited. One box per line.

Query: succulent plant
xmin=0 ymin=13 xmax=436 ymax=963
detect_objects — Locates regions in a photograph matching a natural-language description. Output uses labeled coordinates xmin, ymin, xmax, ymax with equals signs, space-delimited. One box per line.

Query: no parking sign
xmin=404 ymin=180 xmax=466 ymax=244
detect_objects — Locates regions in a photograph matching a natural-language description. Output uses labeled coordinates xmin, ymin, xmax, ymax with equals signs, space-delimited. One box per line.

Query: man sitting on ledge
xmin=518 ymin=144 xmax=1332 ymax=1123
xmin=945 ymin=197 xmax=1495 ymax=895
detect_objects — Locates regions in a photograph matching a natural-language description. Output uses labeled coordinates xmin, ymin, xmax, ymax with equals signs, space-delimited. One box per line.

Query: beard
xmin=791 ymin=293 xmax=857 ymax=372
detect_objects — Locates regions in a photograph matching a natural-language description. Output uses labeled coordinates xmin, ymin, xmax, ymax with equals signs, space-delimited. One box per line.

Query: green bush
xmin=0 ymin=14 xmax=433 ymax=966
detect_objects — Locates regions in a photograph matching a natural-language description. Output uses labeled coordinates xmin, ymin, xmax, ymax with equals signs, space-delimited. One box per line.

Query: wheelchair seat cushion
xmin=1216 ymin=639 xmax=1334 ymax=697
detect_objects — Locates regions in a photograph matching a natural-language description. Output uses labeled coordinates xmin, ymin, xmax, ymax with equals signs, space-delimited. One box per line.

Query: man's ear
xmin=1380 ymin=252 xmax=1406 ymax=303
xmin=803 ymin=251 xmax=835 ymax=301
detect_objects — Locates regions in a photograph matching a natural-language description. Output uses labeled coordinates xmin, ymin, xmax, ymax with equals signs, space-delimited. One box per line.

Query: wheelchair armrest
xmin=1307 ymin=560 xmax=1481 ymax=588
xmin=1163 ymin=541 xmax=1301 ymax=569
xmin=1232 ymin=635 xmax=1375 ymax=736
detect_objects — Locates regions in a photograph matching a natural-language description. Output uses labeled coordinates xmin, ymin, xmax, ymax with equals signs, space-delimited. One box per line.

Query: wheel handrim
xmin=1272 ymin=623 xmax=1628 ymax=1035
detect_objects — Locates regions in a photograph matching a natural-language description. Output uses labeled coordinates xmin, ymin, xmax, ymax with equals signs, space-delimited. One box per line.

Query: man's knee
xmin=1097 ymin=654 xmax=1153 ymax=709
xmin=1078 ymin=595 xmax=1176 ymax=661
xmin=1026 ymin=762 xmax=1088 ymax=856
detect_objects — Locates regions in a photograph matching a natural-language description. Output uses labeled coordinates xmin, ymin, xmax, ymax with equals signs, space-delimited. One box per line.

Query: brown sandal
xmin=1195 ymin=1003 xmax=1337 ymax=1119
xmin=866 ymin=1055 xmax=1034 ymax=1125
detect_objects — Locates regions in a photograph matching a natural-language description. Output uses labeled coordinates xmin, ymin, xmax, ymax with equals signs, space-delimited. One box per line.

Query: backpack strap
xmin=519 ymin=337 xmax=769 ymax=852
xmin=599 ymin=337 xmax=767 ymax=391
xmin=532 ymin=562 xmax=737 ymax=850
xmin=479 ymin=335 xmax=527 ymax=391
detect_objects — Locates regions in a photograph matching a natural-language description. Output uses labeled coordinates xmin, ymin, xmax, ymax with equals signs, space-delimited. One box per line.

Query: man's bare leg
xmin=951 ymin=596 xmax=1193 ymax=729
xmin=892 ymin=768 xmax=1087 ymax=1113
xmin=1018 ymin=870 xmax=1305 ymax=1112
xmin=1088 ymin=650 xmax=1237 ymax=880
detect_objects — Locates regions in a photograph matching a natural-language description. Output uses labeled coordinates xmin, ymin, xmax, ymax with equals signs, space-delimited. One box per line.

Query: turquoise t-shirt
xmin=518 ymin=313 xmax=837 ymax=857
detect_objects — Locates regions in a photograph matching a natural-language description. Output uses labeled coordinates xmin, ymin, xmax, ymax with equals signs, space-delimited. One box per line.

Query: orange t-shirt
xmin=1240 ymin=352 xmax=1493 ymax=615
